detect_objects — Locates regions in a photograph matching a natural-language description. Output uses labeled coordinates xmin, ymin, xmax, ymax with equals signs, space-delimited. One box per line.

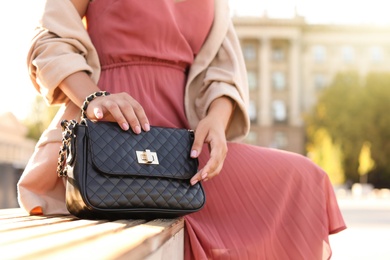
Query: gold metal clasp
xmin=136 ymin=149 xmax=159 ymax=165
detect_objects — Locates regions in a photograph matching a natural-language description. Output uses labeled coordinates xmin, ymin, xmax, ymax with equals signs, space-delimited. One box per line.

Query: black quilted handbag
xmin=57 ymin=91 xmax=206 ymax=219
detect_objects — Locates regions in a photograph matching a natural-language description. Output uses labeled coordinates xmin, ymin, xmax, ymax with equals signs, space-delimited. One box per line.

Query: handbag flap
xmin=85 ymin=120 xmax=198 ymax=180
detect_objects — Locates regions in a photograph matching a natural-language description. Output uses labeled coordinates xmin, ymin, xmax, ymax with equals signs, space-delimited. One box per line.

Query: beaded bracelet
xmin=81 ymin=91 xmax=110 ymax=123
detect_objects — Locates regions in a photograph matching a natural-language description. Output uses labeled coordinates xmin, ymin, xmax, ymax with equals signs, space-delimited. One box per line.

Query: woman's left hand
xmin=189 ymin=114 xmax=228 ymax=185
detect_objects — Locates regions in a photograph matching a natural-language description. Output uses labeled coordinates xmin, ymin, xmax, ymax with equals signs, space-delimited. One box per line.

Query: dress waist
xmin=100 ymin=56 xmax=189 ymax=72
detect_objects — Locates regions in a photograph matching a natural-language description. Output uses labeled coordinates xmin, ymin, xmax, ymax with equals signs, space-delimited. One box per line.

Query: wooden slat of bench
xmin=0 ymin=215 xmax=57 ymax=225
xmin=145 ymin=229 xmax=184 ymax=260
xmin=0 ymin=209 xmax=185 ymax=260
xmin=115 ymin=218 xmax=184 ymax=260
xmin=1 ymin=219 xmax=134 ymax=259
xmin=29 ymin=218 xmax=184 ymax=260
xmin=1 ymin=218 xmax=184 ymax=260
xmin=0 ymin=218 xmax=102 ymax=246
xmin=0 ymin=215 xmax=76 ymax=232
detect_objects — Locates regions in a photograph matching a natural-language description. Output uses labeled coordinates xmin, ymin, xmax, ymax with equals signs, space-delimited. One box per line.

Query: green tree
xmin=305 ymin=71 xmax=365 ymax=183
xmin=360 ymin=72 xmax=390 ymax=187
xmin=306 ymin=71 xmax=390 ymax=187
xmin=23 ymin=95 xmax=59 ymax=140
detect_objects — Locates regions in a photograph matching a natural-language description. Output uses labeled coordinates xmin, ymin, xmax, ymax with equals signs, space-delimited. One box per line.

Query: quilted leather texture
xmin=67 ymin=119 xmax=205 ymax=218
xmin=87 ymin=120 xmax=197 ymax=179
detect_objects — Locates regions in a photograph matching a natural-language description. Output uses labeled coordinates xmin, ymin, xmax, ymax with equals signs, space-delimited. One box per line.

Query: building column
xmin=259 ymin=37 xmax=271 ymax=126
xmin=289 ymin=38 xmax=302 ymax=126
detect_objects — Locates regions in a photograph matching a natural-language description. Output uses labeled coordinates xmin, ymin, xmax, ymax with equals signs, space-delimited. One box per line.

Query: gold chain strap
xmin=57 ymin=91 xmax=110 ymax=177
xmin=57 ymin=119 xmax=77 ymax=177
xmin=81 ymin=91 xmax=110 ymax=124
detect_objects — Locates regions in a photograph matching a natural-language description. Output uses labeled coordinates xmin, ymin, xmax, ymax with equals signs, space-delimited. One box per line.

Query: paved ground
xmin=329 ymin=195 xmax=390 ymax=260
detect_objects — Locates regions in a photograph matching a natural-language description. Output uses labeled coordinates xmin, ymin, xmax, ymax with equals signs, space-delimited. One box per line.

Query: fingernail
xmin=190 ymin=179 xmax=198 ymax=186
xmin=134 ymin=125 xmax=141 ymax=134
xmin=95 ymin=111 xmax=103 ymax=119
xmin=201 ymin=172 xmax=208 ymax=180
xmin=122 ymin=123 xmax=129 ymax=130
xmin=191 ymin=150 xmax=198 ymax=158
xmin=144 ymin=123 xmax=150 ymax=131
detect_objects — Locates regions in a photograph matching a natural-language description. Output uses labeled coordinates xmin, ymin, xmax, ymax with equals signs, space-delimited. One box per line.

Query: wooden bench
xmin=0 ymin=208 xmax=184 ymax=260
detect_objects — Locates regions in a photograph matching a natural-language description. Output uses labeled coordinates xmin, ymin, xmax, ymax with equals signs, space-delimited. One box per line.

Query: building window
xmin=272 ymin=71 xmax=286 ymax=90
xmin=272 ymin=47 xmax=284 ymax=61
xmin=272 ymin=100 xmax=287 ymax=122
xmin=245 ymin=131 xmax=258 ymax=145
xmin=247 ymin=71 xmax=258 ymax=90
xmin=314 ymin=74 xmax=327 ymax=90
xmin=313 ymin=45 xmax=326 ymax=63
xmin=243 ymin=43 xmax=257 ymax=61
xmin=369 ymin=46 xmax=384 ymax=63
xmin=249 ymin=100 xmax=257 ymax=122
xmin=341 ymin=46 xmax=355 ymax=63
xmin=270 ymin=131 xmax=288 ymax=149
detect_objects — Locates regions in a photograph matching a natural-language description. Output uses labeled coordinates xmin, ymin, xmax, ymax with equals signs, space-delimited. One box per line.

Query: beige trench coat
xmin=18 ymin=0 xmax=250 ymax=214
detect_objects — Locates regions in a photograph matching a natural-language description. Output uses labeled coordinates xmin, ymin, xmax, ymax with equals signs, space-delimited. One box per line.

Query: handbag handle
xmin=57 ymin=91 xmax=111 ymax=177
xmin=80 ymin=91 xmax=111 ymax=124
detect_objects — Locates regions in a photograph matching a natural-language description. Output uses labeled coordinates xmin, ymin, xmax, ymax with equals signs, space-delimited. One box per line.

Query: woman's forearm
xmin=206 ymin=96 xmax=235 ymax=131
xmin=58 ymin=71 xmax=101 ymax=107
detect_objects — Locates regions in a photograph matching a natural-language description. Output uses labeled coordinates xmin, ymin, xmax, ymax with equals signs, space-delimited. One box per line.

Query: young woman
xmin=18 ymin=0 xmax=346 ymax=259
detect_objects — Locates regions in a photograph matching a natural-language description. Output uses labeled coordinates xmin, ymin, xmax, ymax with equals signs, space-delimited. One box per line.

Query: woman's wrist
xmin=206 ymin=96 xmax=235 ymax=130
xmin=58 ymin=71 xmax=102 ymax=108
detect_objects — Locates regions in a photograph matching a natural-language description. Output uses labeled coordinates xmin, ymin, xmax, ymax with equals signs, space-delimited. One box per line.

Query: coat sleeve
xmin=27 ymin=0 xmax=100 ymax=105
xmin=191 ymin=20 xmax=250 ymax=142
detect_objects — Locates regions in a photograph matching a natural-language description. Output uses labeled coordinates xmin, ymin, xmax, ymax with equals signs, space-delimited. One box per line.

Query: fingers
xmin=190 ymin=126 xmax=206 ymax=160
xmin=86 ymin=92 xmax=150 ymax=133
xmin=190 ymin=142 xmax=227 ymax=186
xmin=190 ymin=121 xmax=228 ymax=185
xmin=190 ymin=170 xmax=208 ymax=186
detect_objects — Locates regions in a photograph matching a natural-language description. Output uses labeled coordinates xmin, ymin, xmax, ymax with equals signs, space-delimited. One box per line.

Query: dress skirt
xmin=97 ymin=58 xmax=346 ymax=259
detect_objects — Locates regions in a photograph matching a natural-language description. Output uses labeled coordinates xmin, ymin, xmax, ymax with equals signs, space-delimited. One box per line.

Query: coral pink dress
xmin=85 ymin=0 xmax=346 ymax=259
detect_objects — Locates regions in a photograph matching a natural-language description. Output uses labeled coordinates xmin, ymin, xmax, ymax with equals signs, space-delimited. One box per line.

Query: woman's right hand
xmin=86 ymin=92 xmax=150 ymax=134
xmin=59 ymin=72 xmax=149 ymax=134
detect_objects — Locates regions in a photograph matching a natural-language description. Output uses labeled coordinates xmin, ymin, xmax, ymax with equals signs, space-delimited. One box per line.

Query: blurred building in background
xmin=0 ymin=112 xmax=36 ymax=208
xmin=234 ymin=14 xmax=390 ymax=154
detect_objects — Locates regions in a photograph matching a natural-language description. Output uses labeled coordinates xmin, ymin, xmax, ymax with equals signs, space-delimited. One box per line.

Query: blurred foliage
xmin=306 ymin=128 xmax=345 ymax=185
xmin=358 ymin=142 xmax=375 ymax=184
xmin=305 ymin=71 xmax=390 ymax=188
xmin=23 ymin=96 xmax=59 ymax=140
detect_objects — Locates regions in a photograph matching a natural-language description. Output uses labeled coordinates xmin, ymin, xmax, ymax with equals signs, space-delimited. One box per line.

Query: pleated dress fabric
xmin=85 ymin=1 xmax=346 ymax=259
